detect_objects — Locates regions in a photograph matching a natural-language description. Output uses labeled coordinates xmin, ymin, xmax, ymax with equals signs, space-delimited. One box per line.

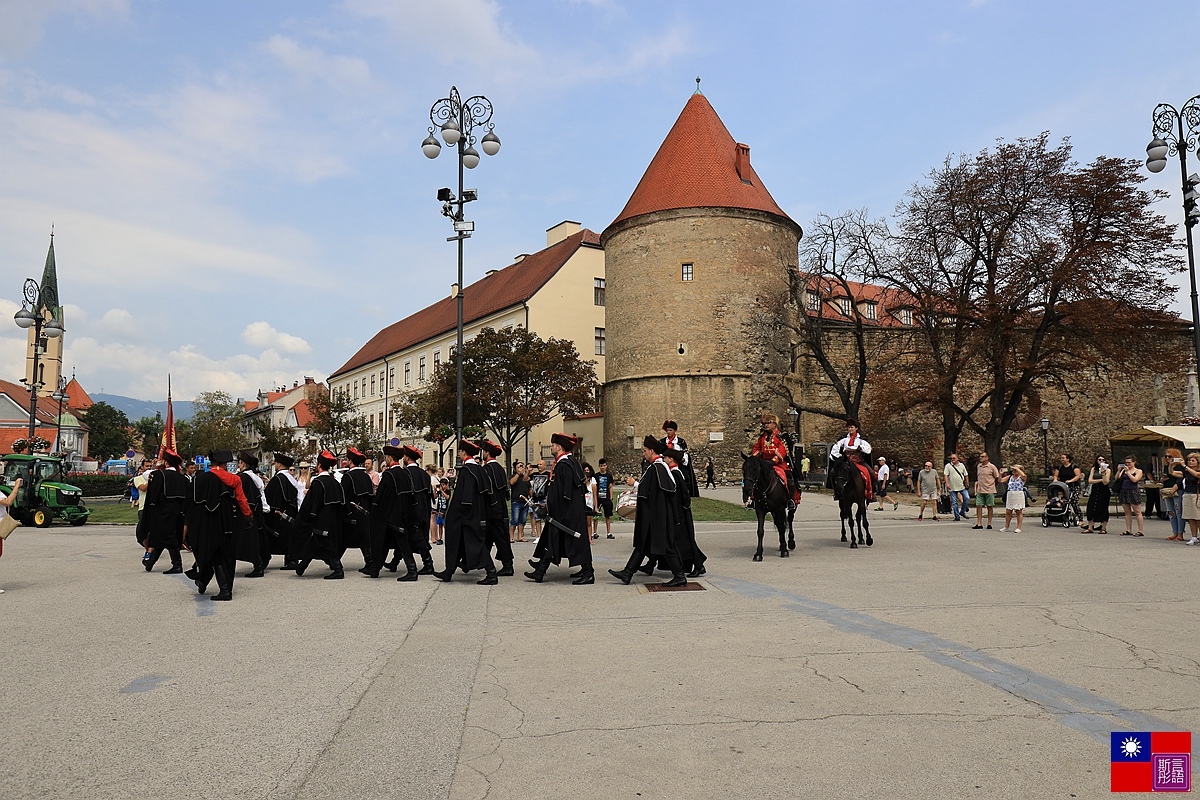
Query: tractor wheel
xmin=32 ymin=508 xmax=52 ymax=528
xmin=70 ymin=517 xmax=87 ymax=527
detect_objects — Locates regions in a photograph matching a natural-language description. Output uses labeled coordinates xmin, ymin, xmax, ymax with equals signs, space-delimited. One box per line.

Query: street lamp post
xmin=422 ymin=87 xmax=501 ymax=442
xmin=1146 ymin=96 xmax=1200 ymax=403
xmin=51 ymin=377 xmax=67 ymax=455
xmin=13 ymin=277 xmax=64 ymax=442
xmin=1041 ymin=417 xmax=1050 ymax=479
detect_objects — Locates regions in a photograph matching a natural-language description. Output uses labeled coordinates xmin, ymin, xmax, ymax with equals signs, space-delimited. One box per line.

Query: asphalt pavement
xmin=0 ymin=490 xmax=1195 ymax=799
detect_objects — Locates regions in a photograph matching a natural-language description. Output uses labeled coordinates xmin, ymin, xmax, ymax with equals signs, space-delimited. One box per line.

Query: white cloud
xmin=342 ymin=0 xmax=541 ymax=78
xmin=98 ymin=308 xmax=137 ymax=340
xmin=0 ymin=0 xmax=129 ymax=58
xmin=242 ymin=322 xmax=312 ymax=356
xmin=263 ymin=35 xmax=372 ymax=90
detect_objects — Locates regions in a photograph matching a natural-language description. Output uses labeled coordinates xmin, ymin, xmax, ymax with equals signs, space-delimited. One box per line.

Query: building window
xmin=863 ymin=302 xmax=878 ymax=320
xmin=404 ymin=362 xmax=410 ymax=386
xmin=837 ymin=298 xmax=851 ymax=316
xmin=595 ymin=327 xmax=606 ymax=356
xmin=389 ymin=367 xmax=394 ymax=389
xmin=370 ymin=374 xmax=376 ymax=396
xmin=594 ymin=277 xmax=606 ymax=306
xmin=353 ymin=380 xmax=359 ymax=399
xmin=433 ymin=350 xmax=441 ymax=368
xmin=899 ymin=308 xmax=913 ymax=326
xmin=419 ymin=356 xmax=426 ymax=383
xmin=681 ymin=262 xmax=694 ymax=282
xmin=806 ymin=292 xmax=821 ymax=312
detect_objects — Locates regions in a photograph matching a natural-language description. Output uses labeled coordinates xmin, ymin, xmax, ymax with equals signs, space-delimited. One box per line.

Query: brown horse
xmin=832 ymin=455 xmax=872 ymax=548
xmin=741 ymin=453 xmax=795 ymax=561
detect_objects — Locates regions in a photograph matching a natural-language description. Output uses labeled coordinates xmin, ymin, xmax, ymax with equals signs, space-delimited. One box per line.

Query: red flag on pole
xmin=158 ymin=375 xmax=177 ymax=457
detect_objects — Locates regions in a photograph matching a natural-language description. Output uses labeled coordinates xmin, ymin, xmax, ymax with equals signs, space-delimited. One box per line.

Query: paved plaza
xmin=0 ymin=490 xmax=1195 ymax=799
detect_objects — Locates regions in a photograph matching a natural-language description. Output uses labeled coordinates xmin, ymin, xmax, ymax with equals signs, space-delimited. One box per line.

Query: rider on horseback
xmin=827 ymin=418 xmax=874 ymax=502
xmin=750 ymin=413 xmax=797 ymax=509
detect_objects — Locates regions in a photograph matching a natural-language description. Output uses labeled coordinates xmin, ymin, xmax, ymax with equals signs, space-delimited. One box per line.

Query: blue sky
xmin=0 ymin=0 xmax=1197 ymax=401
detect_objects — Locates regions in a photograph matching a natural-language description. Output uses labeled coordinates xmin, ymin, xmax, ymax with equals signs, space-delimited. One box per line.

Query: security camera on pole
xmin=422 ymin=87 xmax=501 ymax=444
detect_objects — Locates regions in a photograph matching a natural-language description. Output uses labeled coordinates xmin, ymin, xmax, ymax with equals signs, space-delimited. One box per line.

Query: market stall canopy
xmin=1109 ymin=426 xmax=1200 ymax=449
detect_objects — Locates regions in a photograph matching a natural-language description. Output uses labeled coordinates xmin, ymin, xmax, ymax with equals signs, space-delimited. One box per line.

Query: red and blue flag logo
xmin=1111 ymin=731 xmax=1191 ymax=792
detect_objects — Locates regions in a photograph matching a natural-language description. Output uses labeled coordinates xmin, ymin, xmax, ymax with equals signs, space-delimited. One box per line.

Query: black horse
xmin=831 ymin=455 xmax=872 ymax=548
xmin=741 ymin=454 xmax=795 ymax=561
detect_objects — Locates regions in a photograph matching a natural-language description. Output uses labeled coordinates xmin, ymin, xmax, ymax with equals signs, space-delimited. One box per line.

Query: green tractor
xmin=0 ymin=453 xmax=91 ymax=527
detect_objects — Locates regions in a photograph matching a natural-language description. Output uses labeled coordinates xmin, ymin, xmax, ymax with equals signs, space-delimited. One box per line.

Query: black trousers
xmin=196 ymin=536 xmax=236 ymax=594
xmin=487 ymin=514 xmax=513 ymax=565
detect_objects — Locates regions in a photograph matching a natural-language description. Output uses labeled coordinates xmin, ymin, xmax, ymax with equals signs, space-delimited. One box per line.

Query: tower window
xmin=681 ymin=262 xmax=694 ymax=282
xmin=594 ymin=278 xmax=606 ymax=306
xmin=595 ymin=327 xmax=606 ymax=356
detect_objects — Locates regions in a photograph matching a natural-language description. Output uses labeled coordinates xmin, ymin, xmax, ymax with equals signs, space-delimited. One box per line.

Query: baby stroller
xmin=1040 ymin=481 xmax=1078 ymax=528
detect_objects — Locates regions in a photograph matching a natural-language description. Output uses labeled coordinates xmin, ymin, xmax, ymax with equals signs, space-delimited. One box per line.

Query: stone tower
xmin=602 ymin=91 xmax=802 ymax=474
xmin=24 ymin=235 xmax=64 ymax=398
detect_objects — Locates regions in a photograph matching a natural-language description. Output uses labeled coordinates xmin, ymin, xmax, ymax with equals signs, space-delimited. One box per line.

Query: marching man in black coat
xmin=264 ymin=453 xmax=304 ymax=571
xmin=235 ymin=450 xmax=269 ymax=578
xmin=479 ymin=440 xmax=515 ymax=577
xmin=295 ymin=450 xmax=346 ymax=580
xmin=525 ymin=433 xmax=594 ymax=585
xmin=368 ymin=444 xmax=418 ymax=581
xmin=434 ymin=440 xmax=497 ymax=584
xmin=610 ymin=436 xmax=687 ymax=587
xmin=665 ymin=446 xmax=706 ymax=578
xmin=186 ymin=449 xmax=252 ymax=601
xmin=402 ymin=446 xmax=436 ymax=575
xmin=340 ymin=447 xmax=375 ymax=571
xmin=661 ymin=420 xmax=700 ymax=498
xmin=137 ymin=449 xmax=188 ymax=574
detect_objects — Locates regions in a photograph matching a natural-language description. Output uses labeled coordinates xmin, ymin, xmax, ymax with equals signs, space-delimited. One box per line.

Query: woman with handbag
xmin=0 ymin=477 xmax=25 ymax=594
xmin=1179 ymin=453 xmax=1200 ymax=545
xmin=1083 ymin=456 xmax=1112 ymax=534
xmin=1163 ymin=448 xmax=1186 ymax=541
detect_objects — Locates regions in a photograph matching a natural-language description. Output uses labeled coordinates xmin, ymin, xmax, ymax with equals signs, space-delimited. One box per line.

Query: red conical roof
xmin=607 ymin=93 xmax=795 ymax=231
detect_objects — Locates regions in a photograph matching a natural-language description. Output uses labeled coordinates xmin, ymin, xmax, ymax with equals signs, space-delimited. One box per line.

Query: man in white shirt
xmin=874 ymin=456 xmax=898 ymax=511
xmin=943 ymin=453 xmax=970 ymax=521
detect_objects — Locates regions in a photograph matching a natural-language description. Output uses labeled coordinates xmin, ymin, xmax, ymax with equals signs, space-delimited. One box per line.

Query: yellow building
xmin=328 ymin=221 xmax=606 ymax=465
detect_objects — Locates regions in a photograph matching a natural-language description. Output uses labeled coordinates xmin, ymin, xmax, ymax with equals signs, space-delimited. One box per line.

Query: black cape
xmin=264 ymin=471 xmax=300 ymax=557
xmin=236 ymin=470 xmax=268 ymax=567
xmin=542 ymin=455 xmax=592 ymax=567
xmin=137 ymin=468 xmax=187 ymax=550
xmin=405 ymin=463 xmax=432 ymax=550
xmin=340 ymin=468 xmax=374 ymax=551
xmin=442 ymin=461 xmax=490 ymax=571
xmin=670 ymin=465 xmax=705 ymax=571
xmin=370 ymin=465 xmax=408 ymax=553
xmin=633 ymin=460 xmax=678 ymax=557
xmin=660 ymin=435 xmax=701 ymax=497
xmin=295 ymin=472 xmax=344 ymax=562
xmin=185 ymin=470 xmax=241 ymax=572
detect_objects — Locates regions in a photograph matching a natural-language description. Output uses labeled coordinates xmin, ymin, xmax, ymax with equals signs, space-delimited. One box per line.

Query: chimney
xmin=304 ymin=376 xmax=314 ymax=385
xmin=545 ymin=220 xmax=581 ymax=246
xmin=293 ymin=381 xmax=298 ymax=388
xmin=735 ymin=143 xmax=752 ymax=185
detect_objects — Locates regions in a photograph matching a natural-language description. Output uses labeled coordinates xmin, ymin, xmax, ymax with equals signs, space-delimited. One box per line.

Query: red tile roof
xmin=607 ymin=93 xmax=795 ymax=232
xmin=64 ymin=378 xmax=93 ymax=412
xmin=244 ymin=401 xmax=257 ymax=412
xmin=0 ymin=426 xmax=59 ymax=454
xmin=330 ymin=229 xmax=601 ymax=379
xmin=0 ymin=379 xmax=61 ymax=425
xmin=290 ymin=399 xmax=314 ymax=428
xmin=802 ymin=275 xmax=918 ymax=327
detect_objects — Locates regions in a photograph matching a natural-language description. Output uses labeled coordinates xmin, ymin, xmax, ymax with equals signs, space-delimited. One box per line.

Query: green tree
xmin=399 ymin=327 xmax=598 ymax=467
xmin=132 ymin=415 xmax=163 ymax=457
xmin=875 ymin=133 xmax=1180 ymax=461
xmin=306 ymin=388 xmax=373 ymax=455
xmin=252 ymin=417 xmax=300 ymax=461
xmin=82 ymin=401 xmax=132 ymax=459
xmin=180 ymin=391 xmax=248 ymax=456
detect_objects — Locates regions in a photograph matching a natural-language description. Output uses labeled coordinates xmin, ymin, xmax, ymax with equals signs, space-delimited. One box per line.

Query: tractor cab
xmin=0 ymin=453 xmax=91 ymax=527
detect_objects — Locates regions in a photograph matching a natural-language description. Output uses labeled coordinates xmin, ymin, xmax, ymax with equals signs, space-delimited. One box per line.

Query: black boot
xmin=661 ymin=555 xmax=687 ymax=588
xmin=384 ymin=553 xmax=401 ymax=572
xmin=212 ymin=564 xmax=233 ymax=601
xmin=184 ymin=566 xmax=198 ymax=580
xmin=571 ymin=564 xmax=595 ymax=585
xmin=432 ymin=567 xmax=454 ymax=582
xmin=163 ymin=549 xmax=183 ymax=575
xmin=279 ymin=561 xmax=299 ymax=571
xmin=608 ymin=550 xmax=642 ymax=585
xmin=477 ymin=566 xmax=498 ymax=585
xmin=497 ymin=561 xmax=514 ymax=577
xmin=324 ymin=561 xmax=345 ymax=580
xmin=295 ymin=559 xmax=311 ymax=577
xmin=523 ymin=560 xmax=547 ymax=583
xmin=636 ymin=557 xmax=656 ymax=576
xmin=398 ymin=555 xmax=419 ymax=582
xmin=142 ymin=549 xmax=160 ymax=572
xmin=418 ymin=553 xmax=435 ymax=575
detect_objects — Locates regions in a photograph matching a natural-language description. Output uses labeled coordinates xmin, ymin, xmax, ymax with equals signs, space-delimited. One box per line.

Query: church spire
xmin=40 ymin=232 xmax=61 ymax=322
